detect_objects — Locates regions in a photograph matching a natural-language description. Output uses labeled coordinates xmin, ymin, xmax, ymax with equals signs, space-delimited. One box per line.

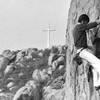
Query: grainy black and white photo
xmin=1 ymin=0 xmax=100 ymax=100
xmin=0 ymin=0 xmax=69 ymax=100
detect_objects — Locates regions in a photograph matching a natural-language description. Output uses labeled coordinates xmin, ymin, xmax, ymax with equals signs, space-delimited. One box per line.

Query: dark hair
xmin=78 ymin=14 xmax=90 ymax=23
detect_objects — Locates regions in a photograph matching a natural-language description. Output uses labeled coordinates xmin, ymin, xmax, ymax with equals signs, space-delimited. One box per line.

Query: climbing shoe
xmin=95 ymin=86 xmax=100 ymax=91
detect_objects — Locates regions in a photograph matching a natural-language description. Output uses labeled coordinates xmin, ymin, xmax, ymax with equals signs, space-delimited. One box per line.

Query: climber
xmin=73 ymin=14 xmax=100 ymax=89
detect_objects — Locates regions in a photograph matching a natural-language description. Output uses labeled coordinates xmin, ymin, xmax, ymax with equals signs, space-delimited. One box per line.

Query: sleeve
xmin=86 ymin=22 xmax=98 ymax=30
xmin=77 ymin=22 xmax=98 ymax=31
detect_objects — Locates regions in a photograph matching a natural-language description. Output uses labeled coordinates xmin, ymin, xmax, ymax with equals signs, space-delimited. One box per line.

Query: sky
xmin=0 ymin=0 xmax=71 ymax=53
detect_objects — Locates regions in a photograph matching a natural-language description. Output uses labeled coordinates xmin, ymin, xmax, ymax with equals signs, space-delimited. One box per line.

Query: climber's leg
xmin=78 ymin=49 xmax=100 ymax=88
xmin=92 ymin=69 xmax=100 ymax=87
xmin=79 ymin=49 xmax=100 ymax=71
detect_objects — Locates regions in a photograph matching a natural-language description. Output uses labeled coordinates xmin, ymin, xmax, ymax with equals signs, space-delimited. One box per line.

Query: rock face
xmin=66 ymin=0 xmax=100 ymax=100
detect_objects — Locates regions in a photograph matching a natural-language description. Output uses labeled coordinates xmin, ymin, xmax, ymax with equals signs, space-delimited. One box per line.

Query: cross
xmin=43 ymin=24 xmax=56 ymax=48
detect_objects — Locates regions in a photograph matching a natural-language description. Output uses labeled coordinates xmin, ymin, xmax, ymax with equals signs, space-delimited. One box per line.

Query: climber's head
xmin=78 ymin=14 xmax=90 ymax=24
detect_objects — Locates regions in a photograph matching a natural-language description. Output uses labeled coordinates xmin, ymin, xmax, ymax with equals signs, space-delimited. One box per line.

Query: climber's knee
xmin=73 ymin=53 xmax=83 ymax=65
xmin=73 ymin=48 xmax=84 ymax=65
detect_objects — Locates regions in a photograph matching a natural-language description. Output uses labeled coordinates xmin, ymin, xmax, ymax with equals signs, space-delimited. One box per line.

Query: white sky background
xmin=0 ymin=0 xmax=71 ymax=52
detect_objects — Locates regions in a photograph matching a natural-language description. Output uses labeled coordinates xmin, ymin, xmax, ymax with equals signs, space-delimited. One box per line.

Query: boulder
xmin=48 ymin=53 xmax=55 ymax=66
xmin=50 ymin=76 xmax=65 ymax=89
xmin=43 ymin=75 xmax=66 ymax=100
xmin=38 ymin=52 xmax=43 ymax=57
xmin=58 ymin=65 xmax=64 ymax=70
xmin=40 ymin=69 xmax=51 ymax=83
xmin=51 ymin=46 xmax=59 ymax=54
xmin=43 ymin=86 xmax=65 ymax=100
xmin=7 ymin=82 xmax=15 ymax=89
xmin=24 ymin=55 xmax=32 ymax=60
xmin=18 ymin=72 xmax=24 ymax=78
xmin=0 ymin=93 xmax=14 ymax=100
xmin=4 ymin=64 xmax=16 ymax=75
xmin=47 ymin=67 xmax=53 ymax=75
xmin=16 ymin=51 xmax=26 ymax=62
xmin=52 ymin=61 xmax=58 ymax=71
xmin=57 ymin=56 xmax=64 ymax=64
xmin=13 ymin=80 xmax=41 ymax=100
xmin=2 ymin=50 xmax=16 ymax=61
xmin=32 ymin=69 xmax=41 ymax=82
xmin=0 ymin=56 xmax=9 ymax=71
xmin=51 ymin=56 xmax=64 ymax=71
xmin=32 ymin=69 xmax=50 ymax=84
xmin=9 ymin=86 xmax=19 ymax=93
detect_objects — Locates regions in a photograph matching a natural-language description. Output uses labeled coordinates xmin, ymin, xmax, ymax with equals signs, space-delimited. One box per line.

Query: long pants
xmin=77 ymin=48 xmax=100 ymax=87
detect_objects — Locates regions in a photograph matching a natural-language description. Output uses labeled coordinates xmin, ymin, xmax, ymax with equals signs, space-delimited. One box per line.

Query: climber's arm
xmin=86 ymin=19 xmax=100 ymax=30
xmin=78 ymin=19 xmax=100 ymax=31
xmin=76 ymin=23 xmax=97 ymax=32
xmin=86 ymin=22 xmax=98 ymax=30
xmin=86 ymin=18 xmax=100 ymax=30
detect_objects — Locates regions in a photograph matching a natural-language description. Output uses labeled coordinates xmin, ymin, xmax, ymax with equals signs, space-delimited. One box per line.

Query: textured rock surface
xmin=43 ymin=86 xmax=65 ymax=100
xmin=66 ymin=0 xmax=100 ymax=100
xmin=0 ymin=46 xmax=66 ymax=100
xmin=13 ymin=80 xmax=41 ymax=100
xmin=43 ymin=75 xmax=66 ymax=100
xmin=0 ymin=0 xmax=99 ymax=99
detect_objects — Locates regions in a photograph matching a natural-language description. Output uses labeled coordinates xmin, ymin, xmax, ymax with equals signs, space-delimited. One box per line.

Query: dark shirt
xmin=73 ymin=22 xmax=98 ymax=49
xmin=93 ymin=38 xmax=100 ymax=52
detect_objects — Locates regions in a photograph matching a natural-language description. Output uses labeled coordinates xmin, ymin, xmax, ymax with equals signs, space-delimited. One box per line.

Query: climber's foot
xmin=95 ymin=86 xmax=100 ymax=91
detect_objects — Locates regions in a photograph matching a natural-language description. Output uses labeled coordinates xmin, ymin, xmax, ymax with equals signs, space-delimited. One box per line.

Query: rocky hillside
xmin=66 ymin=0 xmax=100 ymax=100
xmin=1 ymin=0 xmax=100 ymax=99
xmin=0 ymin=46 xmax=66 ymax=100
